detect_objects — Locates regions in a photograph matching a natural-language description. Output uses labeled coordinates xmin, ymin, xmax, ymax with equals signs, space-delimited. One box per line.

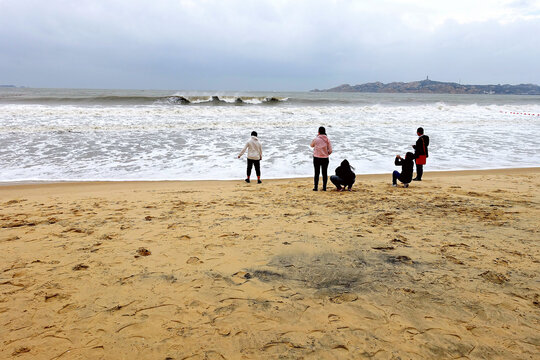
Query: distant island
xmin=312 ymin=79 xmax=540 ymax=95
xmin=0 ymin=85 xmax=17 ymax=88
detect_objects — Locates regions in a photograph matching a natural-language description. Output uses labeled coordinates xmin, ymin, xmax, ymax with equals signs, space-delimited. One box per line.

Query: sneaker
xmin=336 ymin=188 xmax=343 ymax=192
xmin=321 ymin=188 xmax=327 ymax=191
xmin=347 ymin=188 xmax=352 ymax=192
xmin=404 ymin=183 xmax=409 ymax=188
xmin=392 ymin=184 xmax=397 ymax=187
xmin=412 ymin=178 xmax=421 ymax=181
xmin=257 ymin=180 xmax=262 ymax=184
xmin=313 ymin=188 xmax=318 ymax=191
xmin=245 ymin=178 xmax=250 ymax=183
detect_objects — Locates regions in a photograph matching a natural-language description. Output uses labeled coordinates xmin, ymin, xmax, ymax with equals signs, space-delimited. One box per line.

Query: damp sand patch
xmin=249 ymin=250 xmax=424 ymax=294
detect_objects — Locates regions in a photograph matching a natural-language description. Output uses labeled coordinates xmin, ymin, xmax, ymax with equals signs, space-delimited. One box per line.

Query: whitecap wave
xmin=159 ymin=94 xmax=289 ymax=105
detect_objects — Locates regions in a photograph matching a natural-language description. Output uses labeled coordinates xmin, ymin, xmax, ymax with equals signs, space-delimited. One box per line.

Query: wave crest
xmin=162 ymin=95 xmax=288 ymax=105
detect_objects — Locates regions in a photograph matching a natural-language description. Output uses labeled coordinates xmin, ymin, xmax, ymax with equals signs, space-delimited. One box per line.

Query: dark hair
xmin=417 ymin=127 xmax=424 ymax=135
xmin=341 ymin=159 xmax=355 ymax=171
xmin=318 ymin=126 xmax=326 ymax=135
xmin=251 ymin=131 xmax=257 ymax=137
xmin=405 ymin=152 xmax=415 ymax=161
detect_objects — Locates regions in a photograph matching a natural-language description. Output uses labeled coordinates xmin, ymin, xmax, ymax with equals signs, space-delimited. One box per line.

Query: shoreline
xmin=1 ymin=166 xmax=539 ymax=190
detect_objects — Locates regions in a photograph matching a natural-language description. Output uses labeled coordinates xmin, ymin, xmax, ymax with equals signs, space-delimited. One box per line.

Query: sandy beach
xmin=1 ymin=168 xmax=539 ymax=359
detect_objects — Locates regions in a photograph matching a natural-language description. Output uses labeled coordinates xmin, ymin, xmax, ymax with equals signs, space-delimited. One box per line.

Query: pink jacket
xmin=311 ymin=135 xmax=332 ymax=158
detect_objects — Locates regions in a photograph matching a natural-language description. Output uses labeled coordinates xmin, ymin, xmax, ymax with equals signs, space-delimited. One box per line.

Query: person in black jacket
xmin=330 ymin=159 xmax=356 ymax=191
xmin=412 ymin=127 xmax=429 ymax=181
xmin=393 ymin=152 xmax=415 ymax=188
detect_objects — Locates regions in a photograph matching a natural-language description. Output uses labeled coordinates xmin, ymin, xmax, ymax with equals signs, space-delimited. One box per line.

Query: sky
xmin=1 ymin=0 xmax=539 ymax=91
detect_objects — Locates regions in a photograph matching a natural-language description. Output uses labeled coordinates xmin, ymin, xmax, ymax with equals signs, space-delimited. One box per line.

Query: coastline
xmin=1 ymin=166 xmax=539 ymax=189
xmin=1 ymin=167 xmax=539 ymax=358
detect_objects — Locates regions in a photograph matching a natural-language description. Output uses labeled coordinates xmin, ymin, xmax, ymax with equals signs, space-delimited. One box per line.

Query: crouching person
xmin=393 ymin=152 xmax=414 ymax=188
xmin=330 ymin=159 xmax=356 ymax=191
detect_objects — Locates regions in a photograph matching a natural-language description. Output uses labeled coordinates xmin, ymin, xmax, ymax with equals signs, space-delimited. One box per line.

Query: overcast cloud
xmin=1 ymin=0 xmax=539 ymax=90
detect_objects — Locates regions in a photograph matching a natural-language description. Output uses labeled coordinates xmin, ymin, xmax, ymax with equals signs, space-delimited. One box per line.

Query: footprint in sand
xmin=533 ymin=294 xmax=540 ymax=308
xmin=493 ymin=257 xmax=509 ymax=266
xmin=329 ymin=293 xmax=358 ymax=304
xmin=333 ymin=345 xmax=349 ymax=352
xmin=186 ymin=257 xmax=203 ymax=265
xmin=479 ymin=270 xmax=509 ymax=284
xmin=72 ymin=264 xmax=89 ymax=271
xmin=5 ymin=199 xmax=27 ymax=206
xmin=391 ymin=237 xmax=409 ymax=245
xmin=387 ymin=255 xmax=413 ymax=265
xmin=372 ymin=246 xmax=395 ymax=251
xmin=58 ymin=303 xmax=81 ymax=314
xmin=328 ymin=314 xmax=341 ymax=323
xmin=218 ymin=328 xmax=231 ymax=336
xmin=11 ymin=347 xmax=31 ymax=356
xmin=44 ymin=293 xmax=69 ymax=302
xmin=231 ymin=271 xmax=251 ymax=284
xmin=444 ymin=255 xmax=464 ymax=265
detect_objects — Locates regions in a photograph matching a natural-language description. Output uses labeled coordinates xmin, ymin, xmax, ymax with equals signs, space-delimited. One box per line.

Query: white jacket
xmin=239 ymin=136 xmax=262 ymax=160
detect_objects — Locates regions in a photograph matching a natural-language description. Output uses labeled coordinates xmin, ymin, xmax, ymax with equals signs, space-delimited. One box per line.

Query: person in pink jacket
xmin=310 ymin=126 xmax=332 ymax=191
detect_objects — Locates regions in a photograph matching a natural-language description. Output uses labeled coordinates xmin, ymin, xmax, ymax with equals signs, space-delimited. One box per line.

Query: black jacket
xmin=335 ymin=165 xmax=356 ymax=185
xmin=395 ymin=156 xmax=414 ymax=183
xmin=413 ymin=135 xmax=429 ymax=158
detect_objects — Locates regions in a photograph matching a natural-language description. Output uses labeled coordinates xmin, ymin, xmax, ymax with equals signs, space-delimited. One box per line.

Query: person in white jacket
xmin=237 ymin=131 xmax=263 ymax=183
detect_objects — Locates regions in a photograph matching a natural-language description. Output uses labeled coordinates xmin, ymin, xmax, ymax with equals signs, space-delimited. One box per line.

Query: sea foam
xmin=0 ymin=94 xmax=539 ymax=182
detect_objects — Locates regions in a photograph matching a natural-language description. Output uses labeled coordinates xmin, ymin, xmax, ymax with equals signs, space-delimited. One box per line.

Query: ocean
xmin=1 ymin=87 xmax=539 ymax=182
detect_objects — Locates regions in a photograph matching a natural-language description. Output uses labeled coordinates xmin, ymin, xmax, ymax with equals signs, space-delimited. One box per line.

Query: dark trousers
xmin=247 ymin=159 xmax=261 ymax=177
xmin=415 ymin=164 xmax=423 ymax=180
xmin=313 ymin=157 xmax=329 ymax=190
xmin=393 ymin=170 xmax=404 ymax=185
xmin=330 ymin=175 xmax=355 ymax=189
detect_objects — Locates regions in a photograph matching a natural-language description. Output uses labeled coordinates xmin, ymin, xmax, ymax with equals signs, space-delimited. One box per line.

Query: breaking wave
xmin=0 ymin=93 xmax=289 ymax=106
xmin=3 ymin=88 xmax=540 ymax=107
xmin=161 ymin=95 xmax=288 ymax=105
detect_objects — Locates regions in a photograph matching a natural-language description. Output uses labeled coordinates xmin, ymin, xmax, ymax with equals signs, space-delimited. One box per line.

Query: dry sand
xmin=1 ymin=168 xmax=539 ymax=359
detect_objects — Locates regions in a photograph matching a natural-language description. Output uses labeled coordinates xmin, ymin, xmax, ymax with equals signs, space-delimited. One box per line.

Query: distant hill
xmin=312 ymin=79 xmax=540 ymax=95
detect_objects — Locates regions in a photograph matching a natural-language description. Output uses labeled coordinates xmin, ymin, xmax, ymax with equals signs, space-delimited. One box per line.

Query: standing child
xmin=393 ymin=152 xmax=414 ymax=188
xmin=238 ymin=131 xmax=263 ymax=183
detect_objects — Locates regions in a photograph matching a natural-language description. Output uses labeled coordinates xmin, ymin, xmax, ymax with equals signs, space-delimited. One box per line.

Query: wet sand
xmin=1 ymin=168 xmax=539 ymax=359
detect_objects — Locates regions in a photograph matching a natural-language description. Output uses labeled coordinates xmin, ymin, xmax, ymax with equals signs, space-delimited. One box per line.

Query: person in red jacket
xmin=412 ymin=127 xmax=429 ymax=181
